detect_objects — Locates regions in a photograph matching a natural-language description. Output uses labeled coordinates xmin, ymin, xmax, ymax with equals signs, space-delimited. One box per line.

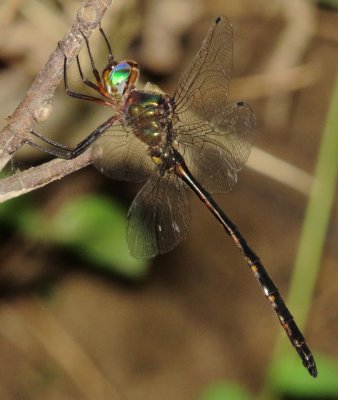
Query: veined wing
xmin=173 ymin=16 xmax=233 ymax=122
xmin=91 ymin=122 xmax=153 ymax=182
xmin=127 ymin=172 xmax=190 ymax=258
xmin=173 ymin=16 xmax=255 ymax=193
xmin=176 ymin=101 xmax=255 ymax=193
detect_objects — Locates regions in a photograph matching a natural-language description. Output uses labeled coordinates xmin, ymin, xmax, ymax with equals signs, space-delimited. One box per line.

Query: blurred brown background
xmin=0 ymin=0 xmax=338 ymax=399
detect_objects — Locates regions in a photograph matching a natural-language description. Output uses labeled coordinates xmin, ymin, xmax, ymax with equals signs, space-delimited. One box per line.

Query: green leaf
xmin=270 ymin=352 xmax=338 ymax=397
xmin=200 ymin=381 xmax=253 ymax=400
xmin=0 ymin=196 xmax=32 ymax=224
xmin=18 ymin=194 xmax=149 ymax=279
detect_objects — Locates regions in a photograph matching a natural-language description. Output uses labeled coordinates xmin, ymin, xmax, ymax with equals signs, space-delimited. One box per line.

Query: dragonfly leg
xmin=75 ymin=54 xmax=101 ymax=93
xmin=80 ymin=29 xmax=104 ymax=89
xmin=25 ymin=115 xmax=117 ymax=159
xmin=61 ymin=50 xmax=113 ymax=106
xmin=99 ymin=23 xmax=114 ymax=65
xmin=72 ymin=30 xmax=115 ymax=101
xmin=30 ymin=130 xmax=72 ymax=151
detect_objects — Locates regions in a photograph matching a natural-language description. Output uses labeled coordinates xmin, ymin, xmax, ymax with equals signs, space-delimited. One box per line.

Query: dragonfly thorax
xmin=124 ymin=90 xmax=172 ymax=147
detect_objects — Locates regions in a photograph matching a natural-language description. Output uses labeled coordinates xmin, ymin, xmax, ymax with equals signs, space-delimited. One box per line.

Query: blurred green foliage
xmin=270 ymin=353 xmax=338 ymax=398
xmin=200 ymin=381 xmax=253 ymax=400
xmin=0 ymin=193 xmax=149 ymax=279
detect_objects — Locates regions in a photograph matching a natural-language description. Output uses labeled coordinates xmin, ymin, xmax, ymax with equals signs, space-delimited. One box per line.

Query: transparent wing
xmin=91 ymin=121 xmax=155 ymax=182
xmin=173 ymin=16 xmax=233 ymax=122
xmin=172 ymin=16 xmax=255 ymax=193
xmin=127 ymin=172 xmax=190 ymax=258
xmin=176 ymin=101 xmax=255 ymax=193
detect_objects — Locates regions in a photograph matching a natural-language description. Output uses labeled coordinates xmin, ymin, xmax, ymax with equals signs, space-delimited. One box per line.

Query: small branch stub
xmin=80 ymin=4 xmax=99 ymax=23
xmin=33 ymin=103 xmax=53 ymax=123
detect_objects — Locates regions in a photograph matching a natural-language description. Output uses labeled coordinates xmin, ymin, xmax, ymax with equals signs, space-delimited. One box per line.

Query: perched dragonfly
xmin=26 ymin=16 xmax=317 ymax=377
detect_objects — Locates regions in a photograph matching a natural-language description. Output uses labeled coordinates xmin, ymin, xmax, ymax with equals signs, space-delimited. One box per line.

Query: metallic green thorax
xmin=124 ymin=90 xmax=169 ymax=147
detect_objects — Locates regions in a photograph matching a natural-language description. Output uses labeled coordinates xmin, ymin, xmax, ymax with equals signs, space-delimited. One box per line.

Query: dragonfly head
xmin=102 ymin=60 xmax=139 ymax=96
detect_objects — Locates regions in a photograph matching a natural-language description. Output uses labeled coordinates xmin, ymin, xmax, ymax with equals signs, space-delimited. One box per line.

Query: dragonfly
xmin=25 ymin=16 xmax=317 ymax=377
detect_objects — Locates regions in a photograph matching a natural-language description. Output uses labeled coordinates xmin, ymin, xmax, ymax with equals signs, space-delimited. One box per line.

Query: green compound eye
xmin=109 ymin=62 xmax=131 ymax=86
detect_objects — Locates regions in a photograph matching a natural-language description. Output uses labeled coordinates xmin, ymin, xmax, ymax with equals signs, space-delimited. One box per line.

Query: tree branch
xmin=0 ymin=0 xmax=112 ymax=186
xmin=0 ymin=150 xmax=92 ymax=203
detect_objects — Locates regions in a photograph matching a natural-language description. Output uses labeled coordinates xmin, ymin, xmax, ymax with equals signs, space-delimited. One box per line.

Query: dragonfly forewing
xmin=173 ymin=16 xmax=233 ymax=122
xmin=172 ymin=15 xmax=255 ymax=193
